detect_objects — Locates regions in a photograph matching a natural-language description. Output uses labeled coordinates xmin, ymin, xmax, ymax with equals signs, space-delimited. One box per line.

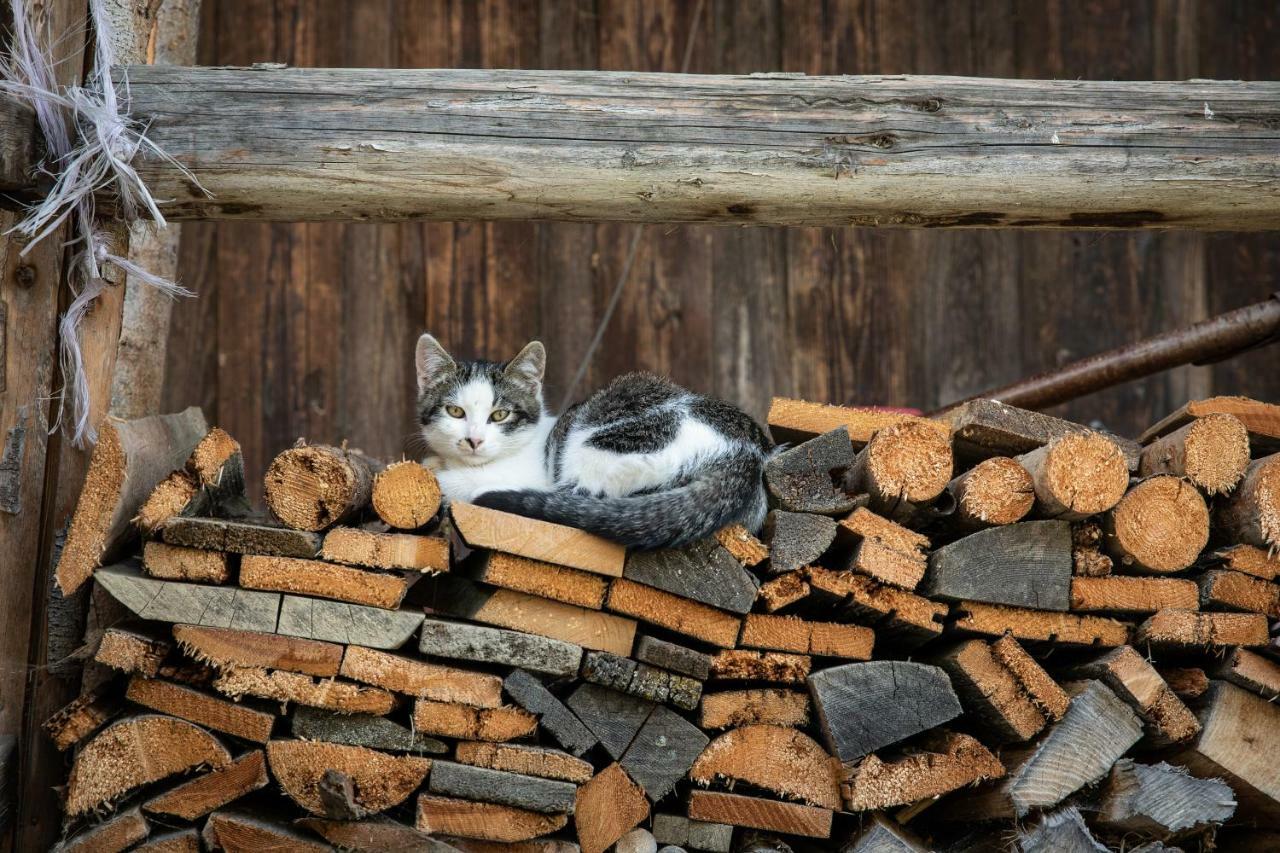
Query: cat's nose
xmin=465 ymin=437 xmax=484 ymax=450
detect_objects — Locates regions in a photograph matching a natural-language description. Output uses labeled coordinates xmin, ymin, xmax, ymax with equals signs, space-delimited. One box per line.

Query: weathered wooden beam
xmin=0 ymin=94 xmax=36 ymax=190
xmin=101 ymin=67 xmax=1280 ymax=229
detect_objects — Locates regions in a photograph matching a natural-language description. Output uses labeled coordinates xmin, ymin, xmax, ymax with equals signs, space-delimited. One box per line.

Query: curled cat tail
xmin=472 ymin=453 xmax=767 ymax=550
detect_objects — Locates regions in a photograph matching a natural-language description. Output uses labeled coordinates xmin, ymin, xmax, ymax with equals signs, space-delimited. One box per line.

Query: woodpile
xmin=42 ymin=397 xmax=1280 ymax=852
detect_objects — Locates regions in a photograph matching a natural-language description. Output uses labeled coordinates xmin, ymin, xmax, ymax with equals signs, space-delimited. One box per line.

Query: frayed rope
xmin=1 ymin=0 xmax=208 ymax=446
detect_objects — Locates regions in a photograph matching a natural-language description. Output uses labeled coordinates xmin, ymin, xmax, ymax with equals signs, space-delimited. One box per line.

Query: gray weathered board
xmin=276 ymin=595 xmax=422 ymax=649
xmin=764 ymin=428 xmax=859 ymax=515
xmin=619 ymin=705 xmax=709 ymax=802
xmin=419 ymin=617 xmax=582 ymax=677
xmin=652 ymin=814 xmax=733 ymax=853
xmin=426 ymin=761 xmax=577 ymax=815
xmin=634 ymin=636 xmax=712 ymax=681
xmin=923 ymin=521 xmax=1072 ymax=610
xmin=162 ymin=516 xmax=321 ymax=558
xmin=1017 ymin=807 xmax=1108 ymax=853
xmin=624 ymin=539 xmax=758 ymax=614
xmin=566 ymin=683 xmax=654 ymax=760
xmin=1095 ymin=759 xmax=1236 ymax=836
xmin=581 ymin=651 xmax=702 ymax=711
xmin=291 ymin=707 xmax=448 ymax=755
xmin=96 ymin=563 xmax=279 ymax=631
xmin=766 ymin=511 xmax=838 ymax=575
xmin=844 ymin=814 xmax=932 ymax=853
xmin=503 ymin=670 xmax=597 ymax=757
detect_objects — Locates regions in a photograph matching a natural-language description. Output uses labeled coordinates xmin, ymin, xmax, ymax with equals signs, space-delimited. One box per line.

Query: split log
xmin=1208 ymin=543 xmax=1280 ymax=581
xmin=763 ymin=428 xmax=859 ymax=516
xmin=566 ymin=684 xmax=654 ymax=759
xmin=699 ymin=689 xmax=810 ymax=730
xmin=371 ymin=461 xmax=442 ymax=529
xmin=412 ymin=699 xmax=537 ymax=742
xmin=1134 ymin=610 xmax=1268 ymax=649
xmin=1159 ymin=666 xmax=1210 ymax=699
xmin=95 ymin=627 xmax=170 ymax=676
xmin=581 ymin=651 xmax=702 ymax=710
xmin=843 ymin=731 xmax=1004 ymax=811
xmin=1017 ymin=432 xmax=1130 ymax=521
xmin=133 ymin=829 xmax=201 ymax=853
xmin=634 ymin=636 xmax=712 ymax=680
xmin=624 ymin=539 xmax=758 ymax=614
xmin=950 ymin=680 xmax=1142 ymax=819
xmin=844 ymin=815 xmax=932 ymax=852
xmin=687 ymin=790 xmax=831 ymax=840
xmin=807 ymin=661 xmax=962 ymax=762
xmin=1215 ymin=454 xmax=1280 ymax=549
xmin=1214 ymin=647 xmax=1280 ymax=700
xmin=709 ymin=650 xmax=811 ymax=683
xmin=428 ymin=761 xmax=577 ymax=814
xmin=432 ymin=576 xmax=636 ymax=655
xmin=212 ymin=666 xmax=396 ymax=715
xmin=1139 ymin=413 xmax=1251 ymax=495
xmin=142 ymin=541 xmax=230 ymax=584
xmin=187 ymin=427 xmax=246 ymax=491
xmin=763 ymin=511 xmax=837 ymax=576
xmin=1104 ymin=476 xmax=1210 ymax=573
xmin=945 ymin=457 xmax=1035 ymax=529
xmin=203 ymin=810 xmax=330 ymax=852
xmin=504 ymin=670 xmax=597 ymax=756
xmin=44 ymin=688 xmax=119 ymax=751
xmin=952 ymin=600 xmax=1130 ymax=647
xmin=1172 ymin=681 xmax=1280 ymax=822
xmin=767 ymin=399 xmax=943 ymax=447
xmin=1070 ymin=576 xmax=1199 ymax=614
xmin=739 ymin=613 xmax=874 ymax=659
xmin=52 ymin=807 xmax=149 ymax=853
xmin=322 ymin=527 xmax=450 ymax=572
xmin=264 ymin=444 xmax=384 ymax=531
xmin=1199 ymin=569 xmax=1280 ymax=617
xmin=291 ymin=706 xmax=448 ymax=753
xmin=923 ymin=520 xmax=1072 ymax=610
xmin=296 ymin=816 xmax=456 ymax=852
xmin=135 ymin=471 xmax=201 ymax=533
xmin=58 ymin=408 xmax=209 ymax=594
xmin=66 ymin=715 xmax=232 ymax=815
xmin=421 ymin=617 xmax=582 ymax=677
xmin=691 ymin=725 xmax=841 ymax=809
xmin=836 ymin=507 xmax=929 ymax=589
xmin=619 ymin=705 xmax=709 ymax=801
xmin=456 ymin=742 xmax=593 ymax=784
xmin=652 ymin=813 xmax=733 ymax=853
xmin=143 ymin=750 xmax=269 ymax=820
xmin=96 ymin=564 xmax=280 ymax=632
xmin=574 ymin=763 xmax=650 ymax=853
xmin=126 ymin=677 xmax=276 ymax=743
xmin=276 ymin=594 xmax=424 ymax=648
xmin=715 ymin=524 xmax=769 ymax=568
xmin=804 ymin=567 xmax=947 ymax=646
xmin=942 ymin=398 xmax=1141 ymax=469
xmin=240 ymin=554 xmax=416 ymax=609
xmin=340 ymin=645 xmax=503 ymax=707
xmin=469 ymin=551 xmax=608 ymax=609
xmin=266 ymin=739 xmax=430 ymax=815
xmin=173 ymin=624 xmax=343 ymax=677
xmin=1068 ymin=646 xmax=1200 ymax=745
xmin=1094 ymin=759 xmax=1236 ymax=837
xmin=758 ymin=573 xmax=810 ymax=613
xmin=845 ymin=420 xmax=954 ymax=520
xmin=605 ymin=578 xmax=738 ymax=648
xmin=1017 ymin=807 xmax=1107 ymax=853
xmin=416 ymin=794 xmax=568 ymax=843
xmin=1140 ymin=396 xmax=1280 ymax=451
xmin=935 ymin=639 xmax=1065 ymax=743
xmin=162 ymin=516 xmax=321 ymax=558
xmin=450 ymin=502 xmax=625 ymax=577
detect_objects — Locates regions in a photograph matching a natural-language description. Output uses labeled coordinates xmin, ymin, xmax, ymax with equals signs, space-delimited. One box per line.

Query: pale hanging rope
xmin=1 ymin=0 xmax=206 ymax=445
xmin=559 ymin=0 xmax=706 ymax=411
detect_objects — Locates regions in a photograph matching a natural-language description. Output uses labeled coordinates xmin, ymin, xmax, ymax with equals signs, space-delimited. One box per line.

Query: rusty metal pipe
xmin=934 ymin=293 xmax=1280 ymax=414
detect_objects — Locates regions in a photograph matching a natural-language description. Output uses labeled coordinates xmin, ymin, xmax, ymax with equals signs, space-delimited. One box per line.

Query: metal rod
xmin=933 ymin=293 xmax=1280 ymax=414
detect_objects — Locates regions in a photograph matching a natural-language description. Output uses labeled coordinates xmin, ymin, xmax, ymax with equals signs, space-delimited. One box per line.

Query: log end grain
xmin=1140 ymin=413 xmax=1251 ymax=495
xmin=266 ymin=739 xmax=430 ymax=816
xmin=690 ymin=724 xmax=842 ymax=810
xmin=372 ymin=461 xmax=442 ymax=529
xmin=264 ymin=444 xmax=376 ymax=531
xmin=136 ymin=470 xmax=200 ymax=533
xmin=1105 ymin=476 xmax=1209 ymax=574
xmin=951 ymin=457 xmax=1035 ymax=527
xmin=575 ymin=763 xmax=649 ymax=853
xmin=1026 ymin=432 xmax=1129 ymax=520
xmin=859 ymin=420 xmax=954 ymax=505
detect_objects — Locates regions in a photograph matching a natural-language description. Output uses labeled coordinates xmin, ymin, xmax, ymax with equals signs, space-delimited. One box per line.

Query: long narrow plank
xmin=172 ymin=625 xmax=343 ymax=677
xmin=954 ymin=600 xmax=1130 ymax=646
xmin=687 ymin=790 xmax=832 ymax=839
xmin=161 ymin=516 xmax=321 ymax=558
xmin=322 ymin=527 xmax=449 ymax=572
xmin=412 ymin=700 xmax=537 ymax=743
xmin=623 ymin=540 xmax=758 ymax=614
xmin=212 ymin=666 xmax=396 ymax=715
xmin=804 ymin=567 xmax=947 ymax=646
xmin=427 ymin=761 xmax=577 ymax=815
xmin=455 ymin=742 xmax=593 ymax=784
xmin=240 ymin=555 xmax=416 ymax=610
xmin=450 ymin=502 xmax=624 ymax=577
xmin=416 ymin=794 xmax=568 ymax=844
xmin=740 ymin=613 xmax=874 ymax=659
xmin=126 ymin=677 xmax=276 ymax=743
xmin=340 ymin=645 xmax=503 ymax=707
xmin=606 ymin=578 xmax=740 ymax=648
xmin=96 ymin=564 xmax=280 ymax=632
xmin=276 ymin=595 xmax=423 ymax=649
xmin=1070 ymin=576 xmax=1199 ymax=614
xmin=1135 ymin=610 xmax=1269 ymax=649
xmin=767 ymin=398 xmax=947 ymax=446
xmin=143 ymin=750 xmax=269 ymax=820
xmin=469 ymin=552 xmax=608 ymax=610
xmin=419 ymin=617 xmax=582 ymax=677
xmin=291 ymin=706 xmax=448 ymax=754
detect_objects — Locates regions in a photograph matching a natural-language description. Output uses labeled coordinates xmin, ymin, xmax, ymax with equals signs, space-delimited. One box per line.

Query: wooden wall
xmin=163 ymin=0 xmax=1280 ymax=487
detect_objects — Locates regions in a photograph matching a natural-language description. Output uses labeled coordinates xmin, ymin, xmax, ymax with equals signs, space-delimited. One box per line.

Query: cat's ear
xmin=415 ymin=333 xmax=456 ymax=393
xmin=503 ymin=341 xmax=546 ymax=393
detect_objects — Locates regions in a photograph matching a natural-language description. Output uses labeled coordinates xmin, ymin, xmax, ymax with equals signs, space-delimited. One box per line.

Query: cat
xmin=414 ymin=333 xmax=774 ymax=549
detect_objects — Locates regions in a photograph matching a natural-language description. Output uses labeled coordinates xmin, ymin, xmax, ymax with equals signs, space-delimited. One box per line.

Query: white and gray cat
xmin=414 ymin=333 xmax=773 ymax=549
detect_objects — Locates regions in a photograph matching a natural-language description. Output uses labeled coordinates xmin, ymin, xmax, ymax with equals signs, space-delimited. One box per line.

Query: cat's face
xmin=415 ymin=334 xmax=546 ymax=466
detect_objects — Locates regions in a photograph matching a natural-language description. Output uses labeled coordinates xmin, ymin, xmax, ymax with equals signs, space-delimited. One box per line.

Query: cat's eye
xmin=445 ymin=405 xmax=465 ymax=418
xmin=489 ymin=409 xmax=510 ymax=423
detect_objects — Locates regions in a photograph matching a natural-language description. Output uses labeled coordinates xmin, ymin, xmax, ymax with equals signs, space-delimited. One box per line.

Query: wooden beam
xmin=103 ymin=68 xmax=1280 ymax=229
xmin=0 ymin=94 xmax=36 ymax=190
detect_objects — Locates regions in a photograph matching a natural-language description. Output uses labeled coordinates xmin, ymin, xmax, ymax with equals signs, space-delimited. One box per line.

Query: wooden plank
xmin=807 ymin=661 xmax=962 ymax=762
xmin=276 ymin=594 xmax=424 ymax=649
xmin=624 ymin=539 xmax=758 ymax=614
xmin=1199 ymin=569 xmax=1280 ymax=617
xmin=240 ymin=555 xmax=416 ymax=609
xmin=203 ymin=811 xmax=330 ymax=853
xmin=1134 ymin=609 xmax=1269 ymax=649
xmin=430 ymin=577 xmax=635 ymax=655
xmin=574 ymin=763 xmax=649 ymax=853
xmin=428 ymin=761 xmax=576 ymax=815
xmin=266 ymin=740 xmax=430 ymax=816
xmin=1215 ymin=648 xmax=1280 ymax=700
xmin=619 ymin=705 xmax=709 ymax=801
xmin=843 ymin=731 xmax=1004 ymax=811
xmin=566 ymin=684 xmax=653 ymax=760
xmin=924 ymin=520 xmax=1072 ymax=610
xmin=291 ymin=706 xmax=448 ymax=754
xmin=450 ymin=502 xmax=624 ymax=577
xmin=94 ymin=627 xmax=170 ymax=677
xmin=652 ymin=814 xmax=733 ymax=853
xmin=699 ymin=689 xmax=810 ymax=730
xmin=580 ymin=651 xmax=702 ymax=711
xmin=173 ymin=625 xmax=343 ymax=677
xmin=420 ymin=617 xmax=582 ymax=677
xmin=739 ymin=613 xmax=874 ymax=659
xmin=606 ymin=578 xmax=739 ymax=648
xmin=691 ymin=725 xmax=840 ymax=809
xmin=764 ymin=511 xmax=837 ymax=576
xmin=953 ymin=600 xmax=1130 ymax=647
xmin=142 ymin=541 xmax=229 ymax=584
xmin=295 ymin=817 xmax=455 ymax=853
xmin=42 ymin=689 xmax=119 ymax=752
xmin=634 ymin=636 xmax=711 ymax=680
xmin=143 ymin=750 xmax=269 ymax=820
xmin=710 ymin=650 xmax=811 ymax=684
xmin=503 ymin=670 xmax=597 ymax=757
xmin=767 ymin=399 xmax=944 ymax=447
xmin=804 ymin=567 xmax=947 ymax=646
xmin=212 ymin=666 xmax=396 ymax=715
xmin=687 ymin=790 xmax=831 ymax=840
xmin=340 ymin=645 xmax=503 ymax=707
xmin=935 ymin=639 xmax=1059 ymax=743
xmin=455 ymin=742 xmax=593 ymax=784
xmin=411 ymin=700 xmax=537 ymax=743
xmin=468 ymin=551 xmax=607 ymax=610
xmin=161 ymin=516 xmax=321 ymax=558
xmin=1094 ymin=759 xmax=1237 ymax=837
xmin=52 ymin=807 xmax=149 ymax=853
xmin=1209 ymin=544 xmax=1280 ymax=582
xmin=322 ymin=527 xmax=449 ymax=573
xmin=836 ymin=507 xmax=929 ymax=589
xmin=1140 ymin=396 xmax=1280 ymax=450
xmin=1068 ymin=646 xmax=1201 ymax=745
xmin=126 ymin=677 xmax=276 ymax=743
xmin=416 ymin=794 xmax=567 ymax=844
xmin=96 ymin=564 xmax=280 ymax=632
xmin=1070 ymin=576 xmax=1199 ymax=614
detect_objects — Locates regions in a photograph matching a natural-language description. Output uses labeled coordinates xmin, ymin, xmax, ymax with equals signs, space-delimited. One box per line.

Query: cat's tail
xmin=470 ymin=452 xmax=767 ymax=550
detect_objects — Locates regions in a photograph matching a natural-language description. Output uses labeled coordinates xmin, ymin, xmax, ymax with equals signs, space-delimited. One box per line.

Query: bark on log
xmin=945 ymin=457 xmax=1035 ymax=529
xmin=1215 ymin=454 xmax=1280 ymax=549
xmin=1140 ymin=396 xmax=1280 ymax=451
xmin=1017 ymin=432 xmax=1129 ymax=521
xmin=845 ymin=420 xmax=953 ymax=520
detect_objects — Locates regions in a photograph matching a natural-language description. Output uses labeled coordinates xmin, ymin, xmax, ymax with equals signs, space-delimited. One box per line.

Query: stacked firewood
xmin=41 ymin=395 xmax=1280 ymax=853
